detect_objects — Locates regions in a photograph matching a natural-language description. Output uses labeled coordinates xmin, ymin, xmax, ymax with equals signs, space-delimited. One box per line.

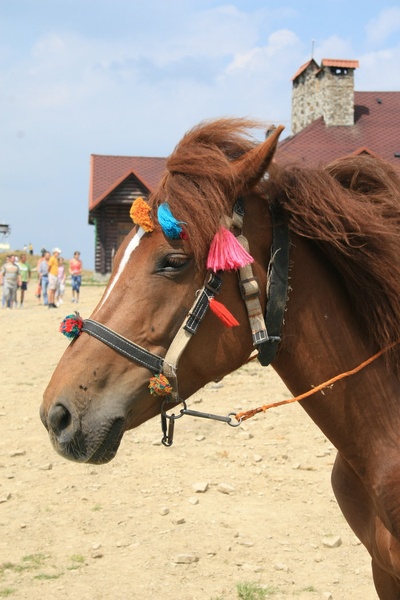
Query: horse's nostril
xmin=48 ymin=404 xmax=72 ymax=437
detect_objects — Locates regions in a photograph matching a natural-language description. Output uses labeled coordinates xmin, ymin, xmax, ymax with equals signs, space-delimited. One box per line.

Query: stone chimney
xmin=291 ymin=58 xmax=359 ymax=135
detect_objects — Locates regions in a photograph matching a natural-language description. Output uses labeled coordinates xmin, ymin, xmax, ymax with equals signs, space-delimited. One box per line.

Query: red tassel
xmin=207 ymin=227 xmax=253 ymax=271
xmin=209 ymin=297 xmax=239 ymax=327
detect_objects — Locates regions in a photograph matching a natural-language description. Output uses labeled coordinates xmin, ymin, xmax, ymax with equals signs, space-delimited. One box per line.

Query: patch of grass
xmin=0 ymin=554 xmax=48 ymax=577
xmin=0 ymin=588 xmax=15 ymax=597
xmin=67 ymin=554 xmax=86 ymax=571
xmin=70 ymin=554 xmax=85 ymax=564
xmin=0 ymin=564 xmax=15 ymax=577
xmin=1 ymin=553 xmax=65 ymax=589
xmin=22 ymin=554 xmax=47 ymax=568
xmin=91 ymin=503 xmax=102 ymax=511
xmin=34 ymin=573 xmax=62 ymax=581
xmin=237 ymin=582 xmax=278 ymax=599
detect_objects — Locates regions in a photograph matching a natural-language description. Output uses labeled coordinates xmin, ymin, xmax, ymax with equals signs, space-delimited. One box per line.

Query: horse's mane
xmin=151 ymin=118 xmax=400 ymax=371
xmin=269 ymin=156 xmax=400 ymax=371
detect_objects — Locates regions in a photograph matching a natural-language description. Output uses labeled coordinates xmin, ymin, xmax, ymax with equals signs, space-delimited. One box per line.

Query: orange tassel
xmin=130 ymin=197 xmax=154 ymax=232
xmin=209 ymin=298 xmax=239 ymax=327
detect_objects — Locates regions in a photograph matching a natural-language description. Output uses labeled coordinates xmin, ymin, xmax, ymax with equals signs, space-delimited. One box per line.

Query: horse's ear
xmin=231 ymin=125 xmax=284 ymax=192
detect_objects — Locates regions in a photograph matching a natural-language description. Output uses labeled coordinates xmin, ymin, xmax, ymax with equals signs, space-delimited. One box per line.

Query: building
xmin=89 ymin=154 xmax=166 ymax=274
xmin=89 ymin=58 xmax=400 ymax=274
xmin=276 ymin=58 xmax=400 ymax=171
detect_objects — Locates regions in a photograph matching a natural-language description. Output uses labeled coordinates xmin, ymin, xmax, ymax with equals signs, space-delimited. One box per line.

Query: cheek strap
xmin=162 ymin=270 xmax=223 ymax=400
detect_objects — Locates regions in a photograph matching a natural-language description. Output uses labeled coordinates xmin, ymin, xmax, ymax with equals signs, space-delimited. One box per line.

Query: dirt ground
xmin=0 ymin=286 xmax=378 ymax=599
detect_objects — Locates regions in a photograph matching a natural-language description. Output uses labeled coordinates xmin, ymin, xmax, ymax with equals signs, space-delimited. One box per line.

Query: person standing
xmin=56 ymin=256 xmax=66 ymax=305
xmin=18 ymin=253 xmax=31 ymax=307
xmin=47 ymin=248 xmax=61 ymax=308
xmin=0 ymin=255 xmax=21 ymax=309
xmin=38 ymin=251 xmax=50 ymax=306
xmin=69 ymin=251 xmax=82 ymax=303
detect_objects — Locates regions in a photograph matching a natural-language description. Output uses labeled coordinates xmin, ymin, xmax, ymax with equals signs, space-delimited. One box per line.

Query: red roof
xmin=292 ymin=58 xmax=359 ymax=82
xmin=321 ymin=58 xmax=359 ymax=69
xmin=276 ymin=91 xmax=400 ymax=171
xmin=89 ymin=155 xmax=166 ymax=211
xmin=291 ymin=59 xmax=318 ymax=81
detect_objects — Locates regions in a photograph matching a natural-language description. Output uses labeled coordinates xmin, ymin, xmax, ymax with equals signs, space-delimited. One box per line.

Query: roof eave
xmin=89 ymin=169 xmax=154 ymax=212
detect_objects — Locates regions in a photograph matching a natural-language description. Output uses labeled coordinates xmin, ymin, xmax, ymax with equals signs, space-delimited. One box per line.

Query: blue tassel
xmin=157 ymin=203 xmax=185 ymax=239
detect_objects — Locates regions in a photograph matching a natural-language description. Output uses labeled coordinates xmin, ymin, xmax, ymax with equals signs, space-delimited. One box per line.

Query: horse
xmin=40 ymin=118 xmax=400 ymax=598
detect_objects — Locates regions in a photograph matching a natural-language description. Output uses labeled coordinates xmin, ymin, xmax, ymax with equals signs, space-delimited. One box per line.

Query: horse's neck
xmin=272 ymin=234 xmax=400 ymax=457
xmin=274 ymin=234 xmax=362 ymax=384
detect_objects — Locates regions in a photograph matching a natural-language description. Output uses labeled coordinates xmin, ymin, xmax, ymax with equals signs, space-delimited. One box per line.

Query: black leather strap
xmin=184 ymin=271 xmax=223 ymax=334
xmin=80 ymin=272 xmax=223 ymax=375
xmin=82 ymin=319 xmax=164 ymax=373
xmin=257 ymin=202 xmax=289 ymax=366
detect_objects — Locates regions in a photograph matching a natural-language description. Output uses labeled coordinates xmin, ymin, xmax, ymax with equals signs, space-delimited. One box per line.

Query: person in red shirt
xmin=69 ymin=251 xmax=82 ymax=303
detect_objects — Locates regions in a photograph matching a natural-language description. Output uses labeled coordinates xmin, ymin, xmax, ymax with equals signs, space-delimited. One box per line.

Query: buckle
xmin=239 ymin=275 xmax=260 ymax=300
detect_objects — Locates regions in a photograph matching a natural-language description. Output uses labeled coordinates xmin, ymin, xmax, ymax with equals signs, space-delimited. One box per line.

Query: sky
xmin=1 ymin=1 xmax=400 ymax=269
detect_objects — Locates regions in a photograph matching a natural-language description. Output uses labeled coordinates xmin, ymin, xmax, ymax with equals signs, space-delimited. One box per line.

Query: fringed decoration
xmin=157 ymin=202 xmax=186 ymax=239
xmin=130 ymin=197 xmax=154 ymax=232
xmin=209 ymin=298 xmax=239 ymax=327
xmin=206 ymin=227 xmax=254 ymax=271
xmin=149 ymin=373 xmax=173 ymax=397
xmin=60 ymin=313 xmax=84 ymax=338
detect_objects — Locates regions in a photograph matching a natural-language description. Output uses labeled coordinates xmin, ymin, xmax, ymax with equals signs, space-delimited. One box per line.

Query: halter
xmin=66 ymin=199 xmax=290 ymax=443
xmin=81 ymin=268 xmax=224 ymax=388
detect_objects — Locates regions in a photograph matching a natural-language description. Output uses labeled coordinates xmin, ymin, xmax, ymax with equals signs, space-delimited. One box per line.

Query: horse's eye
xmin=158 ymin=254 xmax=191 ymax=273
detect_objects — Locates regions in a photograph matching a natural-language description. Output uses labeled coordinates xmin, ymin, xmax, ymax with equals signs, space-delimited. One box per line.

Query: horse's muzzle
xmin=40 ymin=400 xmax=125 ymax=464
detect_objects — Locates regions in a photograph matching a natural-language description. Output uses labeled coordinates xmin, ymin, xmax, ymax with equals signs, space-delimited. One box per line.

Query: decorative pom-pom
xmin=149 ymin=373 xmax=173 ymax=397
xmin=209 ymin=298 xmax=239 ymax=327
xmin=60 ymin=313 xmax=84 ymax=338
xmin=157 ymin=202 xmax=186 ymax=239
xmin=206 ymin=227 xmax=254 ymax=271
xmin=130 ymin=197 xmax=154 ymax=232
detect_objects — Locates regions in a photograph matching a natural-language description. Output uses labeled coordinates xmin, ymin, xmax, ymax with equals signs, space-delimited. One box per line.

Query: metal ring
xmin=226 ymin=412 xmax=242 ymax=427
xmin=161 ymin=399 xmax=187 ymax=420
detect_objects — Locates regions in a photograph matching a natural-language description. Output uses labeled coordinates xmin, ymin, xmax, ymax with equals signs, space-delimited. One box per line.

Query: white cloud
xmin=312 ymin=35 xmax=355 ymax=63
xmin=365 ymin=6 xmax=400 ymax=45
xmin=226 ymin=29 xmax=300 ymax=73
xmin=357 ymin=45 xmax=400 ymax=90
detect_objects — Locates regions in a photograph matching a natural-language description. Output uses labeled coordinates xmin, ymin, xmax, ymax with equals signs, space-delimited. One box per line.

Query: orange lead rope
xmin=235 ymin=341 xmax=400 ymax=422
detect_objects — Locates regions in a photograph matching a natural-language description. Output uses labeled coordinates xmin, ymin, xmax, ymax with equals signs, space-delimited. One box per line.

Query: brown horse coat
xmin=41 ymin=119 xmax=400 ymax=598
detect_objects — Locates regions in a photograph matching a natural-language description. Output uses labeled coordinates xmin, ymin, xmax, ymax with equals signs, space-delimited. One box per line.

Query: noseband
xmin=74 ymin=200 xmax=289 ymax=437
xmin=80 ymin=268 xmax=224 ymax=382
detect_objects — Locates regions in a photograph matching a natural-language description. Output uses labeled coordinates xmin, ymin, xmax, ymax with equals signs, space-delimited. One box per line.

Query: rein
xmin=236 ymin=341 xmax=400 ymax=422
xmin=160 ymin=341 xmax=399 ymax=445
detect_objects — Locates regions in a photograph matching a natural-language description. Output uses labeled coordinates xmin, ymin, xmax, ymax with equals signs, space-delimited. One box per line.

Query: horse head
xmin=40 ymin=120 xmax=284 ymax=464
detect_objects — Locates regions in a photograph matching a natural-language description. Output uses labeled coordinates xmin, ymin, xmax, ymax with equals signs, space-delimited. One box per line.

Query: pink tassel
xmin=209 ymin=298 xmax=239 ymax=327
xmin=206 ymin=227 xmax=254 ymax=271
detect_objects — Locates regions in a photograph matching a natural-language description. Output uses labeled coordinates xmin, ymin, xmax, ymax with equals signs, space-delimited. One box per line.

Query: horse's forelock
xmin=149 ymin=119 xmax=264 ymax=266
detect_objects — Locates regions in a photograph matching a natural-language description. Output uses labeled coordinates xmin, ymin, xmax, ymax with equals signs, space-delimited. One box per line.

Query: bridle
xmin=76 ymin=199 xmax=290 ymax=444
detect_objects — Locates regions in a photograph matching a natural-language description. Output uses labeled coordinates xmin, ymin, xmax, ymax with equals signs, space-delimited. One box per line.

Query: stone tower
xmin=291 ymin=58 xmax=359 ymax=135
